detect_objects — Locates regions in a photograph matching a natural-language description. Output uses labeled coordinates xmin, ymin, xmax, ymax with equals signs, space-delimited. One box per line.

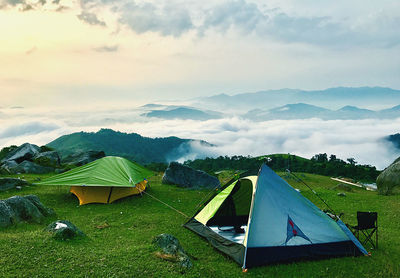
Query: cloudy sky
xmin=1 ymin=0 xmax=400 ymax=169
xmin=1 ymin=0 xmax=399 ymax=107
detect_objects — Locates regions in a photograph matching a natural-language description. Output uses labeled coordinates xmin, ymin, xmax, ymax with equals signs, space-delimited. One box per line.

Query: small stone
xmin=46 ymin=220 xmax=85 ymax=240
xmin=153 ymin=233 xmax=193 ymax=270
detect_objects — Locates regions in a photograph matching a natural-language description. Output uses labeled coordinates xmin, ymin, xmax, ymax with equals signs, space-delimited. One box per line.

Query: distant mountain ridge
xmin=195 ymin=87 xmax=400 ymax=111
xmin=244 ymin=103 xmax=400 ymax=121
xmin=141 ymin=106 xmax=222 ymax=120
xmin=47 ymin=129 xmax=211 ymax=164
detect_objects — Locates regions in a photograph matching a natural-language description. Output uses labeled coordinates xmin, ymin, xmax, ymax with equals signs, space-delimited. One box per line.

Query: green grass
xmin=0 ymin=172 xmax=399 ymax=277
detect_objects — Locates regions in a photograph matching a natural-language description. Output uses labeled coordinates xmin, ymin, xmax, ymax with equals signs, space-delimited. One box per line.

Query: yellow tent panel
xmin=70 ymin=180 xmax=148 ymax=205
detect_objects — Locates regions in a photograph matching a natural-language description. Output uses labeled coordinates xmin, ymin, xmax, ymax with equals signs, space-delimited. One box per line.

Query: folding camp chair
xmin=351 ymin=211 xmax=378 ymax=249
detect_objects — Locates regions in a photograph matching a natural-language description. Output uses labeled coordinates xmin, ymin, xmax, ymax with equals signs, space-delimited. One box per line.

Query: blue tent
xmin=184 ymin=164 xmax=367 ymax=268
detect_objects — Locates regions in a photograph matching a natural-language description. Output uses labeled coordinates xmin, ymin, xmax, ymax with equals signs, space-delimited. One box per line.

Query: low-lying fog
xmin=1 ymin=106 xmax=399 ymax=170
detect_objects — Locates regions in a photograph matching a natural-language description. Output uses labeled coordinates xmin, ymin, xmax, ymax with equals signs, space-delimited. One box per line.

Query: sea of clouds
xmin=1 ymin=106 xmax=399 ymax=170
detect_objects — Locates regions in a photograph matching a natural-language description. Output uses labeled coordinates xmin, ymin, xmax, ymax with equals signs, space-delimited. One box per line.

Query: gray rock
xmin=0 ymin=195 xmax=54 ymax=228
xmin=0 ymin=178 xmax=30 ymax=192
xmin=33 ymin=151 xmax=61 ymax=167
xmin=153 ymin=233 xmax=192 ymax=269
xmin=24 ymin=195 xmax=55 ymax=217
xmin=0 ymin=160 xmax=18 ymax=173
xmin=61 ymin=150 xmax=105 ymax=166
xmin=337 ymin=192 xmax=347 ymax=197
xmin=0 ymin=201 xmax=15 ymax=228
xmin=1 ymin=143 xmax=40 ymax=164
xmin=377 ymin=158 xmax=400 ymax=195
xmin=3 ymin=196 xmax=45 ymax=223
xmin=46 ymin=220 xmax=85 ymax=240
xmin=162 ymin=162 xmax=220 ymax=189
xmin=12 ymin=160 xmax=54 ymax=174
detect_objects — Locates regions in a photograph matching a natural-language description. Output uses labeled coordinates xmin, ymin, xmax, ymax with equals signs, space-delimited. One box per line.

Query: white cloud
xmin=1 ymin=106 xmax=399 ymax=170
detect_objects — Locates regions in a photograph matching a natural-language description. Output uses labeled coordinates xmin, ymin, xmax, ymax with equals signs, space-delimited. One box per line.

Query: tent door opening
xmin=206 ymin=178 xmax=253 ymax=244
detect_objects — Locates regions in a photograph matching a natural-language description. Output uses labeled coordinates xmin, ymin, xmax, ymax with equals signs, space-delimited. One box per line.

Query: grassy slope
xmin=0 ymin=172 xmax=399 ymax=278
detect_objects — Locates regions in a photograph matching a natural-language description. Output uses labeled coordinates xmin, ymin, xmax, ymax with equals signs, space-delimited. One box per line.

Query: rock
xmin=1 ymin=143 xmax=40 ymax=164
xmin=12 ymin=160 xmax=54 ymax=174
xmin=33 ymin=151 xmax=61 ymax=167
xmin=377 ymin=159 xmax=400 ymax=195
xmin=0 ymin=201 xmax=15 ymax=228
xmin=153 ymin=233 xmax=192 ymax=269
xmin=331 ymin=183 xmax=354 ymax=192
xmin=24 ymin=195 xmax=55 ymax=217
xmin=61 ymin=150 xmax=106 ymax=166
xmin=46 ymin=220 xmax=85 ymax=240
xmin=3 ymin=196 xmax=45 ymax=223
xmin=162 ymin=162 xmax=220 ymax=189
xmin=337 ymin=192 xmax=346 ymax=197
xmin=0 ymin=178 xmax=30 ymax=192
xmin=0 ymin=160 xmax=18 ymax=173
xmin=0 ymin=195 xmax=53 ymax=228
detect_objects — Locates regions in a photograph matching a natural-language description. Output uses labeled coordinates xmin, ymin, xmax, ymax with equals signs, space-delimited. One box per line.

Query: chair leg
xmin=361 ymin=229 xmax=377 ymax=249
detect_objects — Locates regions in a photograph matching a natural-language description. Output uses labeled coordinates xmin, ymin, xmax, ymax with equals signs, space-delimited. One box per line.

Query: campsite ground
xmin=0 ymin=172 xmax=399 ymax=277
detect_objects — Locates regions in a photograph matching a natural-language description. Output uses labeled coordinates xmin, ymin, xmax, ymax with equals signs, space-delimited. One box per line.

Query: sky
xmin=0 ymin=0 xmax=399 ymax=107
xmin=1 ymin=0 xmax=400 ymax=169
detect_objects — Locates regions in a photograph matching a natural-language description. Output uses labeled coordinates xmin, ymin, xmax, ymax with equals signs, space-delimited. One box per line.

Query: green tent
xmin=36 ymin=156 xmax=153 ymax=205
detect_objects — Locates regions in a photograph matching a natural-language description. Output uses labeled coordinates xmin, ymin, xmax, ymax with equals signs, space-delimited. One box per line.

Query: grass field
xmin=1 ymin=172 xmax=399 ymax=277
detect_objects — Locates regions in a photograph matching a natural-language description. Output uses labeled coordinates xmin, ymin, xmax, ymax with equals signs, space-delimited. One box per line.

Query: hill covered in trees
xmin=47 ymin=129 xmax=209 ymax=164
xmin=387 ymin=133 xmax=400 ymax=150
xmin=184 ymin=153 xmax=379 ymax=183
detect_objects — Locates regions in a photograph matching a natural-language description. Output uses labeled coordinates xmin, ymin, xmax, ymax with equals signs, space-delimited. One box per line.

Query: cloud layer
xmin=1 ymin=107 xmax=399 ymax=170
xmin=3 ymin=0 xmax=399 ymax=48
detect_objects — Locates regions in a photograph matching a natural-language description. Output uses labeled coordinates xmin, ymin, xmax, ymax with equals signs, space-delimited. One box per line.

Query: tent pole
xmin=242 ymin=166 xmax=263 ymax=270
xmin=107 ymin=187 xmax=113 ymax=204
xmin=286 ymin=170 xmax=338 ymax=217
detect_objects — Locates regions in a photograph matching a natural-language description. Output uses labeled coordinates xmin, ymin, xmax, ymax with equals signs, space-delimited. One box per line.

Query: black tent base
xmin=184 ymin=218 xmax=363 ymax=269
xmin=244 ymin=240 xmax=363 ymax=268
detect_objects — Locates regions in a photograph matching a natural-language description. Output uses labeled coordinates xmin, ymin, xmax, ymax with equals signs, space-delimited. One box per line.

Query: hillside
xmin=387 ymin=133 xmax=400 ymax=150
xmin=185 ymin=153 xmax=380 ymax=183
xmin=47 ymin=129 xmax=209 ymax=164
xmin=0 ymin=171 xmax=398 ymax=277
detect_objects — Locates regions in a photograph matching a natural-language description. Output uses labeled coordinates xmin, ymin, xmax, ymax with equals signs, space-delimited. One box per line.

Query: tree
xmin=347 ymin=158 xmax=357 ymax=165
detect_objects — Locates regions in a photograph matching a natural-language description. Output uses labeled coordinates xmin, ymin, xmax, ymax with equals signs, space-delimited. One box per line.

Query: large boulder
xmin=11 ymin=160 xmax=54 ymax=174
xmin=162 ymin=162 xmax=220 ymax=189
xmin=45 ymin=220 xmax=85 ymax=240
xmin=0 ymin=195 xmax=54 ymax=228
xmin=24 ymin=195 xmax=55 ymax=217
xmin=377 ymin=159 xmax=400 ymax=195
xmin=0 ymin=201 xmax=15 ymax=228
xmin=61 ymin=150 xmax=106 ymax=166
xmin=1 ymin=143 xmax=40 ymax=164
xmin=0 ymin=160 xmax=18 ymax=174
xmin=0 ymin=178 xmax=30 ymax=191
xmin=3 ymin=196 xmax=45 ymax=223
xmin=33 ymin=151 xmax=61 ymax=167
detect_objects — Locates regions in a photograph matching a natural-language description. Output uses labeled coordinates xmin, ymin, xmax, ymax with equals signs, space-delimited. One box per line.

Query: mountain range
xmin=244 ymin=103 xmax=400 ymax=121
xmin=47 ymin=129 xmax=210 ymax=164
xmin=194 ymin=87 xmax=400 ymax=111
xmin=141 ymin=105 xmax=222 ymax=120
